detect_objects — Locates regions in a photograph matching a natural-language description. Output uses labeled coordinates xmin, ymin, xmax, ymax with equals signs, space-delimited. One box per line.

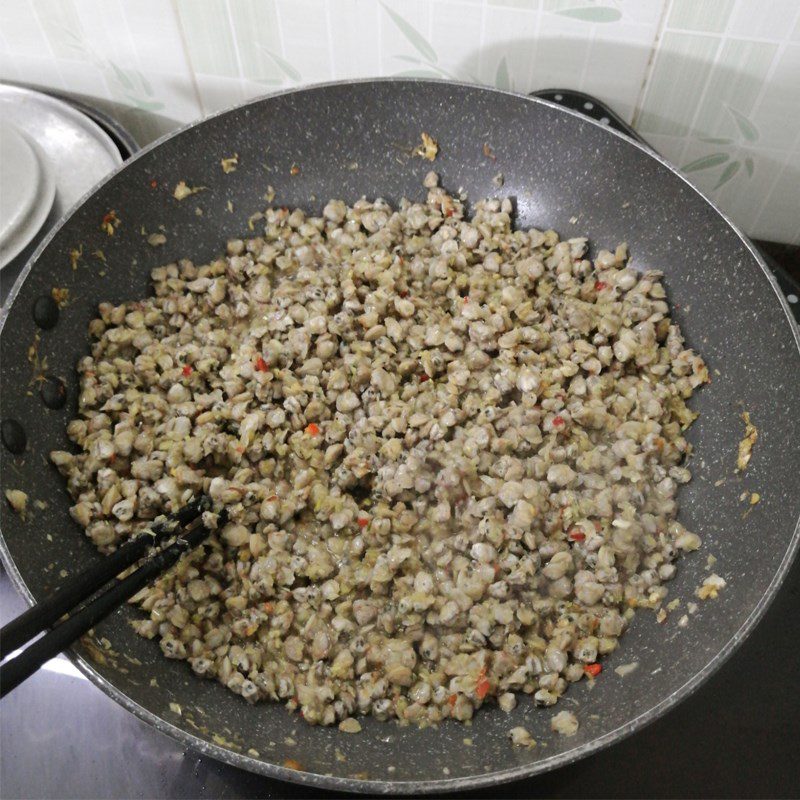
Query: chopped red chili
xmin=568 ymin=529 xmax=586 ymax=542
xmin=182 ymin=364 xmax=193 ymax=377
xmin=476 ymin=676 xmax=490 ymax=699
xmin=419 ymin=374 xmax=430 ymax=383
xmin=552 ymin=415 xmax=565 ymax=427
xmin=448 ymin=693 xmax=458 ymax=707
xmin=305 ymin=422 xmax=320 ymax=436
xmin=584 ymin=663 xmax=602 ymax=678
xmin=398 ymin=290 xmax=409 ymax=298
xmin=254 ymin=356 xmax=269 ymax=372
xmin=356 ymin=517 xmax=369 ymax=528
xmin=594 ymin=280 xmax=608 ymax=291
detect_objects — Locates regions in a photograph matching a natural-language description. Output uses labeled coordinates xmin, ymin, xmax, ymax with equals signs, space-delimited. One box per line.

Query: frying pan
xmin=1 ymin=80 xmax=799 ymax=794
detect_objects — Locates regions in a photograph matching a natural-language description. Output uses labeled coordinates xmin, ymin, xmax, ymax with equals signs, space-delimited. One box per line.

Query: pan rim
xmin=1 ymin=77 xmax=799 ymax=795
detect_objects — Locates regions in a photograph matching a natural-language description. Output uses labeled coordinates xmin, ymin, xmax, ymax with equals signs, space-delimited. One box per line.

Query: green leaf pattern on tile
xmin=684 ymin=107 xmax=760 ymax=192
xmin=258 ymin=48 xmax=302 ymax=83
xmin=383 ymin=6 xmax=476 ymax=83
xmin=683 ymin=153 xmax=730 ymax=172
xmin=110 ymin=62 xmax=134 ymax=92
xmin=112 ymin=69 xmax=164 ymax=111
xmin=713 ymin=160 xmax=740 ymax=190
xmin=53 ymin=23 xmax=164 ymax=112
xmin=495 ymin=57 xmax=513 ymax=91
xmin=136 ymin=71 xmax=155 ymax=96
xmin=726 ymin=106 xmax=759 ymax=142
xmin=382 ymin=3 xmax=437 ymax=63
xmin=699 ymin=137 xmax=734 ymax=145
xmin=554 ymin=7 xmax=622 ymax=23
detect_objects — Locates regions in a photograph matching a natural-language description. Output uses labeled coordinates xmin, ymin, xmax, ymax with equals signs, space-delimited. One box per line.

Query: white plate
xmin=0 ymin=122 xmax=56 ymax=268
xmin=0 ymin=84 xmax=123 ymax=271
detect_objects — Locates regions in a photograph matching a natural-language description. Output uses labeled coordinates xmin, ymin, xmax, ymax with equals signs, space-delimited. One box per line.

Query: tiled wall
xmin=0 ymin=0 xmax=798 ymax=242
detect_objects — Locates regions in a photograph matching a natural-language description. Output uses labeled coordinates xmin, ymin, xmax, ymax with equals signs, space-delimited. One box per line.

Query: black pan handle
xmin=531 ymin=89 xmax=651 ymax=148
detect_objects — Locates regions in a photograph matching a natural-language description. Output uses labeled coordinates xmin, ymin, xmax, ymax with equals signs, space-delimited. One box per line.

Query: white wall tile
xmin=53 ymin=59 xmax=113 ymax=101
xmin=274 ymin=0 xmax=332 ymax=82
xmin=750 ymin=150 xmax=800 ymax=241
xmin=479 ymin=4 xmax=539 ymax=89
xmin=327 ymin=0 xmax=382 ymax=79
xmin=583 ymin=20 xmax=663 ymax=123
xmin=667 ymin=0 xmax=734 ymax=34
xmin=751 ymin=43 xmax=800 ymax=151
xmin=193 ymin=73 xmax=247 ymax=115
xmin=727 ymin=0 xmax=800 ymax=42
xmin=638 ymin=31 xmax=721 ymax=137
xmin=430 ymin=0 xmax=485 ymax=83
xmin=379 ymin=0 xmax=435 ymax=77
xmin=2 ymin=53 xmax=65 ymax=89
xmin=0 ymin=0 xmax=51 ymax=56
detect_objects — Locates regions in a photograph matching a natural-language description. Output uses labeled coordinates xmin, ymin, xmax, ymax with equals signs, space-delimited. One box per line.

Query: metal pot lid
xmin=0 ymin=121 xmax=56 ymax=268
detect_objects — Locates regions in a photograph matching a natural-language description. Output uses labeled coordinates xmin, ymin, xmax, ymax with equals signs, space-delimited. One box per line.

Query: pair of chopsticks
xmin=0 ymin=495 xmax=223 ymax=698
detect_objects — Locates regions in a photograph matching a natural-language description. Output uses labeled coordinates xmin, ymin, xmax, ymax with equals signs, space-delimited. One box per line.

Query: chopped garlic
xmin=5 ymin=489 xmax=28 ymax=519
xmin=338 ymin=717 xmax=362 ymax=734
xmin=220 ymin=154 xmax=239 ymax=173
xmin=614 ymin=662 xmax=639 ymax=678
xmin=736 ymin=411 xmax=757 ymax=471
xmin=550 ymin=710 xmax=579 ymax=737
xmin=173 ymin=181 xmax=206 ymax=200
xmin=508 ymin=726 xmax=535 ymax=748
xmin=696 ymin=573 xmax=726 ymax=600
xmin=414 ymin=132 xmax=438 ymax=161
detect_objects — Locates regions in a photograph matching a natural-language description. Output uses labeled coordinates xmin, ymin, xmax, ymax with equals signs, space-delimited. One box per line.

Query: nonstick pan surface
xmin=1 ymin=80 xmax=799 ymax=794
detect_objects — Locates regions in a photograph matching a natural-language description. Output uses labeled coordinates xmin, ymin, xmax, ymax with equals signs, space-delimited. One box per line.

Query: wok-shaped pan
xmin=1 ymin=80 xmax=799 ymax=794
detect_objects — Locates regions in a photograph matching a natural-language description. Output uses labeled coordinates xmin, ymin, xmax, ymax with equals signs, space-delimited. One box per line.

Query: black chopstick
xmin=0 ymin=503 xmax=225 ymax=699
xmin=0 ymin=497 xmax=207 ymax=660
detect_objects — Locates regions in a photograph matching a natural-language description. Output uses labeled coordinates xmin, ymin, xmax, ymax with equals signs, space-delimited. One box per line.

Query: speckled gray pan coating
xmin=1 ymin=80 xmax=799 ymax=794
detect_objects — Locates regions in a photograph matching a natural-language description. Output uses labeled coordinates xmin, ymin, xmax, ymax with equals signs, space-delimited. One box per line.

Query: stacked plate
xmin=0 ymin=83 xmax=138 ymax=300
